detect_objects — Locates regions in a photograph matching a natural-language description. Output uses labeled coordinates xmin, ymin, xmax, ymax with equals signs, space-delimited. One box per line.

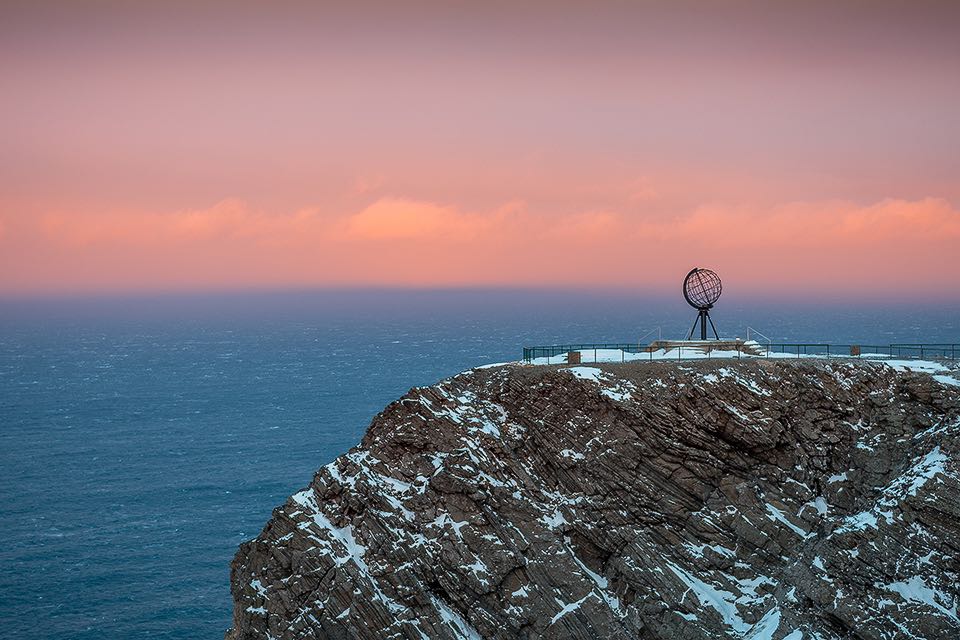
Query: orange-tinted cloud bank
xmin=1 ymin=1 xmax=958 ymax=298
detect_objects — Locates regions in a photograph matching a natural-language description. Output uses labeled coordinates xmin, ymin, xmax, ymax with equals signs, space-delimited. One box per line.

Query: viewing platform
xmin=522 ymin=341 xmax=960 ymax=366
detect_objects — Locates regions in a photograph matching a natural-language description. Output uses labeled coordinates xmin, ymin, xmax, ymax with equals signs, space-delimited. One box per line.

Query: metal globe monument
xmin=683 ymin=267 xmax=722 ymax=340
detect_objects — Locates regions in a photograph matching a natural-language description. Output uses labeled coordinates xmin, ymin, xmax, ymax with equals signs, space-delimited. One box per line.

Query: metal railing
xmin=522 ymin=342 xmax=960 ymax=364
xmin=763 ymin=344 xmax=960 ymax=360
xmin=523 ymin=343 xmax=646 ymax=363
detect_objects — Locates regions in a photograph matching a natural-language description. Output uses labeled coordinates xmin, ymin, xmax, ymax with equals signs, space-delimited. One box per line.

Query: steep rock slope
xmin=227 ymin=360 xmax=960 ymax=640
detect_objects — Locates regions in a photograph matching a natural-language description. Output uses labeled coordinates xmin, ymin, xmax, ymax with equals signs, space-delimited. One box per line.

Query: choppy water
xmin=1 ymin=290 xmax=957 ymax=638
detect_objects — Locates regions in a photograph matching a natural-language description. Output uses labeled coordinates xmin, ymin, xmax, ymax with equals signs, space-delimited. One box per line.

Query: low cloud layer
xmin=2 ymin=196 xmax=956 ymax=298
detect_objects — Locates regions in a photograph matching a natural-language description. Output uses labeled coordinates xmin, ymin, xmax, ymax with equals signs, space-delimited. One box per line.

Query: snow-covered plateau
xmin=227 ymin=356 xmax=959 ymax=640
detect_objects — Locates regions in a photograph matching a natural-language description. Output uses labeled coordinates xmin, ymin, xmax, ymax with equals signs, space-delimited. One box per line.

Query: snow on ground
xmin=528 ymin=346 xmax=764 ymax=365
xmin=765 ymin=503 xmax=813 ymax=539
xmin=520 ymin=345 xmax=959 ymax=388
xmin=528 ymin=347 xmax=955 ymax=368
xmin=881 ymin=359 xmax=952 ymax=374
xmin=666 ymin=561 xmax=750 ymax=635
xmin=566 ymin=366 xmax=604 ymax=382
xmin=877 ymin=576 xmax=959 ymax=623
xmin=564 ymin=366 xmax=636 ymax=402
xmin=834 ymin=446 xmax=952 ymax=534
xmin=431 ymin=594 xmax=484 ymax=639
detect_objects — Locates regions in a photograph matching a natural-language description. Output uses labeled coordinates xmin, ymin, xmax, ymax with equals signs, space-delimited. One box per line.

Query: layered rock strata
xmin=227 ymin=360 xmax=960 ymax=640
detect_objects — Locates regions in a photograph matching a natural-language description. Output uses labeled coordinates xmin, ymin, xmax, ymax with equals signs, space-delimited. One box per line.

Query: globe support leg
xmin=687 ymin=313 xmax=701 ymax=340
xmin=707 ymin=313 xmax=720 ymax=340
xmin=687 ymin=309 xmax=719 ymax=340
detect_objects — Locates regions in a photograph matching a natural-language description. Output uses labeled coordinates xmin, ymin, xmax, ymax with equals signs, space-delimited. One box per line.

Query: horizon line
xmin=1 ymin=284 xmax=958 ymax=307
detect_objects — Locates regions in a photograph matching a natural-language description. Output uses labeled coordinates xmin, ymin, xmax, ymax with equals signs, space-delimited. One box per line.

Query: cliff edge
xmin=226 ymin=360 xmax=960 ymax=639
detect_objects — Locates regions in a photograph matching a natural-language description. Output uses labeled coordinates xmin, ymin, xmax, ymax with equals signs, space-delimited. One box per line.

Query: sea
xmin=2 ymin=289 xmax=958 ymax=639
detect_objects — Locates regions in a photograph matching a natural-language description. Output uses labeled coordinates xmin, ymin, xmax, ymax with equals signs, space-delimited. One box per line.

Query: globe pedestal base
xmin=687 ymin=308 xmax=720 ymax=340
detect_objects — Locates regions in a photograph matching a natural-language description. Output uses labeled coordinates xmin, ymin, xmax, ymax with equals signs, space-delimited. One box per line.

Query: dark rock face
xmin=226 ymin=360 xmax=960 ymax=640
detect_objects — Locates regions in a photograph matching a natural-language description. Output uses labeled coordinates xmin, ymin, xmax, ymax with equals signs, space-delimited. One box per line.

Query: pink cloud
xmin=1 ymin=196 xmax=957 ymax=297
xmin=345 ymin=198 xmax=480 ymax=240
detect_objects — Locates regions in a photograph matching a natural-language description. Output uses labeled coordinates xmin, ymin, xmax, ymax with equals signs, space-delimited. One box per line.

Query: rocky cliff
xmin=226 ymin=359 xmax=960 ymax=640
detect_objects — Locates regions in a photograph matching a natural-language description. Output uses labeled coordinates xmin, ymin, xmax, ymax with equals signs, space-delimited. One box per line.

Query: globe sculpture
xmin=683 ymin=267 xmax=722 ymax=340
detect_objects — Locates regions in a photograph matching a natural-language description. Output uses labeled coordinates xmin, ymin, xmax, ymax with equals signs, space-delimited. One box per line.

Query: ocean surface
xmin=2 ymin=289 xmax=958 ymax=638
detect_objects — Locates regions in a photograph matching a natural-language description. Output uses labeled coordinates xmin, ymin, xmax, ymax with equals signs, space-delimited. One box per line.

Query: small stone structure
xmin=646 ymin=338 xmax=764 ymax=356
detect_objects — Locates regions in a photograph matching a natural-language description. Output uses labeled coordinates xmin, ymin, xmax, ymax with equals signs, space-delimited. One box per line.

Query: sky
xmin=1 ymin=1 xmax=958 ymax=299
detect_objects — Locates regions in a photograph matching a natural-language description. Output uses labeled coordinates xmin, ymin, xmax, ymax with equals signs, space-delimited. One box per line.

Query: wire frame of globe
xmin=683 ymin=268 xmax=722 ymax=309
